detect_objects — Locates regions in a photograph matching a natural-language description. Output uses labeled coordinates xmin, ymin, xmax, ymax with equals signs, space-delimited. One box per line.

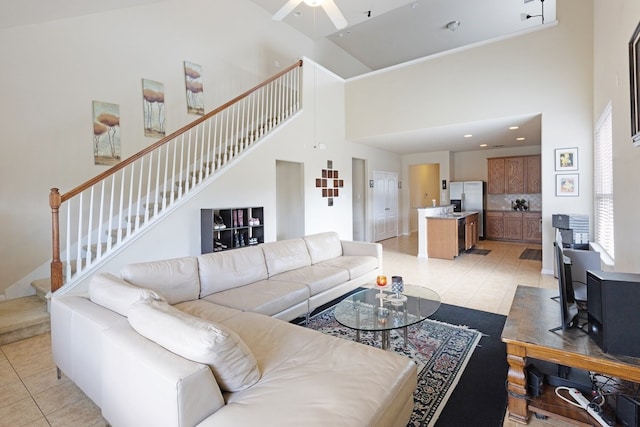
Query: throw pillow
xmin=89 ymin=273 xmax=165 ymax=316
xmin=128 ymin=299 xmax=261 ymax=392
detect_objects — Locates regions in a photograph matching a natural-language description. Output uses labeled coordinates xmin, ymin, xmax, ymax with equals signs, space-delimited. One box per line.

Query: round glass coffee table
xmin=334 ymin=286 xmax=441 ymax=350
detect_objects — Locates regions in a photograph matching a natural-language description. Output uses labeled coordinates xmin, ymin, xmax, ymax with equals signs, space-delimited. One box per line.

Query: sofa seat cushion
xmin=200 ymin=280 xmax=309 ymax=317
xmin=303 ymin=231 xmax=343 ymax=264
xmin=272 ymin=265 xmax=349 ymax=295
xmin=197 ymin=246 xmax=268 ymax=298
xmin=120 ymin=256 xmax=200 ymax=304
xmin=127 ymin=299 xmax=260 ymax=392
xmin=199 ymin=311 xmax=417 ymax=427
xmin=175 ymin=299 xmax=245 ymax=324
xmin=261 ymin=238 xmax=311 ymax=276
xmin=88 ymin=273 xmax=165 ymax=316
xmin=315 ymin=255 xmax=379 ymax=280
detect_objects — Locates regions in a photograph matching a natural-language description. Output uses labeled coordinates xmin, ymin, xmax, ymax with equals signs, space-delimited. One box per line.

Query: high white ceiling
xmin=0 ymin=0 xmax=165 ymax=29
xmin=252 ymin=0 xmax=554 ymax=154
xmin=251 ymin=0 xmax=555 ymax=71
xmin=1 ymin=0 xmax=552 ymax=155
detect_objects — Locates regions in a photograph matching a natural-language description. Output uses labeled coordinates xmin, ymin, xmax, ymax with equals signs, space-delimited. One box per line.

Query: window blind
xmin=594 ymin=103 xmax=614 ymax=260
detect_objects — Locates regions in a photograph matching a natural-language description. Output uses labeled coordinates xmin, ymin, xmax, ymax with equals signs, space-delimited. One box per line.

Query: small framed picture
xmin=556 ymin=174 xmax=579 ymax=196
xmin=555 ymin=148 xmax=578 ymax=171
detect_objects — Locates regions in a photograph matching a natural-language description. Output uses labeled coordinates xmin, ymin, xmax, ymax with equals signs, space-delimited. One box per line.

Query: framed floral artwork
xmin=556 ymin=174 xmax=579 ymax=197
xmin=555 ymin=147 xmax=578 ymax=171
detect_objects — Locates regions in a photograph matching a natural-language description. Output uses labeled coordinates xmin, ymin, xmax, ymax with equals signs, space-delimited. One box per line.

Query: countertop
xmin=487 ymin=209 xmax=542 ymax=213
xmin=426 ymin=211 xmax=478 ymax=220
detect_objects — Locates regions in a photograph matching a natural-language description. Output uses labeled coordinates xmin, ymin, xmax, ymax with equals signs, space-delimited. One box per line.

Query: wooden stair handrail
xmin=60 ymin=59 xmax=302 ymax=203
xmin=49 ymin=59 xmax=303 ymax=292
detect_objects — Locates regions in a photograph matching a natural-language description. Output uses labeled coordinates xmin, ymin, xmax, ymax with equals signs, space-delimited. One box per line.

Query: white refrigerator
xmin=450 ymin=181 xmax=486 ymax=239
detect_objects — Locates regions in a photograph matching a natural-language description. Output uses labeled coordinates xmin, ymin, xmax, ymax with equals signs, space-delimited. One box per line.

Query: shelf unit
xmin=201 ymin=207 xmax=264 ymax=254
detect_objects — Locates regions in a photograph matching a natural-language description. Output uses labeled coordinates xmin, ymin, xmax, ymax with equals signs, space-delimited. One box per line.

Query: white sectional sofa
xmin=51 ymin=232 xmax=418 ymax=427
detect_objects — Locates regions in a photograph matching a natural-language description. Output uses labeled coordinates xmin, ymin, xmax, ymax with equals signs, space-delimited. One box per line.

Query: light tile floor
xmin=1 ymin=235 xmax=573 ymax=426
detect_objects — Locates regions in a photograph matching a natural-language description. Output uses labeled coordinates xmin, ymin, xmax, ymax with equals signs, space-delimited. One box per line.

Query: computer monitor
xmin=550 ymin=240 xmax=579 ymax=332
xmin=563 ymin=248 xmax=601 ymax=302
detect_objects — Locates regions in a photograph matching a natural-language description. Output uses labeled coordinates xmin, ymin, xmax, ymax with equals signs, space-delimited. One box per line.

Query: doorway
xmin=352 ymin=158 xmax=366 ymax=241
xmin=276 ymin=160 xmax=304 ymax=240
xmin=373 ymin=170 xmax=398 ymax=242
xmin=408 ymin=164 xmax=441 ymax=232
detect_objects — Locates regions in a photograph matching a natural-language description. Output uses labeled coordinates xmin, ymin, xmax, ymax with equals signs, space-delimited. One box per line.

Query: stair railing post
xmin=50 ymin=188 xmax=63 ymax=292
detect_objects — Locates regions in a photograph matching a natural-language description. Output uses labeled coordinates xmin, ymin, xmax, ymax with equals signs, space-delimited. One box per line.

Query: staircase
xmin=0 ymin=60 xmax=303 ymax=345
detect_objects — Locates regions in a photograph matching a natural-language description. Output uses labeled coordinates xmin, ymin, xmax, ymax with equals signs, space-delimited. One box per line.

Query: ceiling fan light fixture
xmin=303 ymin=0 xmax=325 ymax=6
xmin=446 ymin=20 xmax=460 ymax=31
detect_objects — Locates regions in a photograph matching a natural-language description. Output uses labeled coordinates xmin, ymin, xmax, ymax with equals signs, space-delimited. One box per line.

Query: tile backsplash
xmin=487 ymin=194 xmax=542 ymax=211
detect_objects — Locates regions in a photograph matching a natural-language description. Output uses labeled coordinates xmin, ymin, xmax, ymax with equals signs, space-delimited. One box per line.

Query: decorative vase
xmin=391 ymin=276 xmax=404 ymax=299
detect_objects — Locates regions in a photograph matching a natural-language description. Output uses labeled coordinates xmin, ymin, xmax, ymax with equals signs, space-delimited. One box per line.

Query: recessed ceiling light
xmin=509 ymin=126 xmax=519 ymax=130
xmin=480 ymin=144 xmax=488 ymax=147
xmin=464 ymin=134 xmax=473 ymax=138
xmin=517 ymin=137 xmax=526 ymax=141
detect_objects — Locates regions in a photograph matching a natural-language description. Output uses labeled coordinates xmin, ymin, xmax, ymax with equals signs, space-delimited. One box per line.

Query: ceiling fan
xmin=272 ymin=0 xmax=348 ymax=30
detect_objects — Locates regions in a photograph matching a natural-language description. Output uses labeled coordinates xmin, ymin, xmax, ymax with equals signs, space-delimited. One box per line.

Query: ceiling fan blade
xmin=273 ymin=0 xmax=303 ymax=21
xmin=321 ymin=0 xmax=347 ymax=29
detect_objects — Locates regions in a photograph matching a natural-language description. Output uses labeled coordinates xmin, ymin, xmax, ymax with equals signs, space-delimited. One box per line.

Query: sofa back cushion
xmin=128 ymin=299 xmax=261 ymax=392
xmin=303 ymin=232 xmax=343 ymax=264
xmin=89 ymin=273 xmax=165 ymax=316
xmin=261 ymin=238 xmax=311 ymax=277
xmin=197 ymin=246 xmax=268 ymax=298
xmin=120 ymin=256 xmax=200 ymax=305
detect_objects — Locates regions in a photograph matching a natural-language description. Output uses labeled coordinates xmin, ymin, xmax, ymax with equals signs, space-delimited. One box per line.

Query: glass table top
xmin=334 ymin=287 xmax=441 ymax=332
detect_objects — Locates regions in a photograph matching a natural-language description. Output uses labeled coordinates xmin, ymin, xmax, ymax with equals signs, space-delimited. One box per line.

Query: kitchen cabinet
xmin=525 ymin=156 xmax=541 ymax=193
xmin=523 ymin=212 xmax=542 ymax=242
xmin=487 ymin=158 xmax=505 ymax=194
xmin=504 ymin=212 xmax=523 ymax=240
xmin=487 ymin=155 xmax=541 ymax=194
xmin=427 ymin=217 xmax=459 ymax=259
xmin=486 ymin=211 xmax=505 ymax=239
xmin=465 ymin=213 xmax=479 ymax=250
xmin=485 ymin=210 xmax=542 ymax=244
xmin=506 ymin=157 xmax=525 ymax=194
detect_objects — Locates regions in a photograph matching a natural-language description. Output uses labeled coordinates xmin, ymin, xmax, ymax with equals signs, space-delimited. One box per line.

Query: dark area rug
xmin=294 ymin=292 xmax=508 ymax=426
xmin=429 ymin=304 xmax=508 ymax=427
xmin=304 ymin=304 xmax=481 ymax=427
xmin=466 ymin=248 xmax=491 ymax=255
xmin=520 ymin=248 xmax=543 ymax=261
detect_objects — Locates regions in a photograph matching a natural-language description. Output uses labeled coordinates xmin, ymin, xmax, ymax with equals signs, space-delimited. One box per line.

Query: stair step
xmin=0 ymin=296 xmax=50 ymax=345
xmin=31 ymin=278 xmax=51 ymax=301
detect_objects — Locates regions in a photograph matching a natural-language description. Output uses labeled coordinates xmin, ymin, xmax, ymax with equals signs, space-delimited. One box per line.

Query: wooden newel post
xmin=50 ymin=188 xmax=63 ymax=292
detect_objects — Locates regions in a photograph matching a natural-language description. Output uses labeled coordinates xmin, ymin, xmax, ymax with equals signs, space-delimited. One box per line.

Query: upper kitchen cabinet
xmin=506 ymin=157 xmax=525 ymax=193
xmin=487 ymin=155 xmax=541 ymax=194
xmin=487 ymin=158 xmax=505 ymax=194
xmin=524 ymin=155 xmax=541 ymax=193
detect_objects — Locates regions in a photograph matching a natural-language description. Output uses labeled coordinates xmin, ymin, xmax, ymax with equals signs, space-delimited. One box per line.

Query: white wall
xmin=593 ymin=0 xmax=640 ymax=272
xmin=451 ymin=146 xmax=542 ymax=182
xmin=56 ymin=58 xmax=401 ymax=296
xmin=0 ymin=0 xmax=372 ymax=296
xmin=346 ymin=0 xmax=594 ymax=273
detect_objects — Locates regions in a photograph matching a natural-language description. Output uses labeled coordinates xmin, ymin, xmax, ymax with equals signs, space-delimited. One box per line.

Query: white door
xmin=352 ymin=158 xmax=366 ymax=241
xmin=373 ymin=171 xmax=398 ymax=241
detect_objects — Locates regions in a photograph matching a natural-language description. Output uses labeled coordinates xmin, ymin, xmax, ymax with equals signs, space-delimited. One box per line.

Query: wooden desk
xmin=501 ymin=286 xmax=640 ymax=424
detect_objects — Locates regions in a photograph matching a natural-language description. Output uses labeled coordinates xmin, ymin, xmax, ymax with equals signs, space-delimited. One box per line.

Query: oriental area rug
xmin=304 ymin=306 xmax=483 ymax=427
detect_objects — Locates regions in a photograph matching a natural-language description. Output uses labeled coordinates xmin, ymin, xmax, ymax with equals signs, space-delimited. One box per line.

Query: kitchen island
xmin=426 ymin=212 xmax=479 ymax=260
xmin=416 ymin=206 xmax=454 ymax=258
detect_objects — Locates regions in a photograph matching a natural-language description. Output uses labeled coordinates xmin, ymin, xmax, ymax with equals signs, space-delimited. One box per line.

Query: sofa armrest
xmin=101 ymin=325 xmax=225 ymax=427
xmin=51 ymin=295 xmax=127 ymax=406
xmin=341 ymin=241 xmax=383 ymax=263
